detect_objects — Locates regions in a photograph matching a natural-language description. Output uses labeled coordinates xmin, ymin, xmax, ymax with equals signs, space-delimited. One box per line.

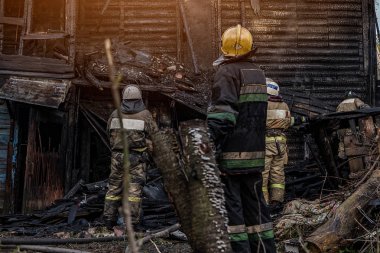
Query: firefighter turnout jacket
xmin=104 ymin=108 xmax=158 ymax=226
xmin=108 ymin=109 xmax=158 ymax=152
xmin=208 ymin=57 xmax=276 ymax=253
xmin=208 ymin=59 xmax=268 ymax=174
xmin=336 ymin=97 xmax=371 ymax=174
xmin=336 ymin=98 xmax=367 ymax=113
xmin=263 ymin=96 xmax=291 ymax=204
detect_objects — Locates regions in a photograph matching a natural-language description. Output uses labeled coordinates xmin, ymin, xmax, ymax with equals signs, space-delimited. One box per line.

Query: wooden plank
xmin=0 ymin=70 xmax=74 ymax=79
xmin=0 ymin=54 xmax=68 ymax=64
xmin=22 ymin=32 xmax=68 ymax=40
xmin=0 ymin=76 xmax=71 ymax=108
xmin=0 ymin=63 xmax=73 ymax=74
xmin=25 ymin=0 xmax=32 ymax=35
xmin=0 ymin=54 xmax=74 ymax=74
xmin=19 ymin=0 xmax=31 ymax=54
xmin=362 ymin=0 xmax=369 ymax=76
xmin=0 ymin=0 xmax=3 ymax=53
xmin=66 ymin=0 xmax=76 ymax=64
xmin=0 ymin=17 xmax=24 ymax=26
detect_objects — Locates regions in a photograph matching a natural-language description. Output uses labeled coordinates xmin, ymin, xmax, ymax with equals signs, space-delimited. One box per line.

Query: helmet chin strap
xmin=235 ymin=24 xmax=242 ymax=56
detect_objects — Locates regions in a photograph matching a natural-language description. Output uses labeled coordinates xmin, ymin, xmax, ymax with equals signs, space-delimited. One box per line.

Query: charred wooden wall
xmin=218 ymin=0 xmax=376 ymax=163
xmin=76 ymin=0 xmax=375 ymax=105
xmin=218 ymin=0 xmax=374 ymax=105
xmin=74 ymin=0 xmax=376 ymax=165
xmin=76 ymin=0 xmax=179 ymax=57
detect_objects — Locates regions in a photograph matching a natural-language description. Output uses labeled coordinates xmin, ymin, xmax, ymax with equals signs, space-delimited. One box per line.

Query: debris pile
xmin=83 ymin=44 xmax=211 ymax=114
xmin=0 ymin=170 xmax=177 ymax=237
xmin=275 ymin=111 xmax=380 ymax=253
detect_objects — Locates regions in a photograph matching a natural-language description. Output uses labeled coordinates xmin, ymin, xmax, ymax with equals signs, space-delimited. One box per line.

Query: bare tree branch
xmin=104 ymin=38 xmax=139 ymax=253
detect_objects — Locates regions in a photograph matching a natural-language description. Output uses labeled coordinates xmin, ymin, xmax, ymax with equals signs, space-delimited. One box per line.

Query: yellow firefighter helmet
xmin=221 ymin=24 xmax=253 ymax=57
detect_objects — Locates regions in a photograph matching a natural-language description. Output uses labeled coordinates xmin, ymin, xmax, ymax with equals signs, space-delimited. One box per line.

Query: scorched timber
xmin=306 ymin=169 xmax=380 ymax=252
xmin=0 ymin=54 xmax=74 ymax=75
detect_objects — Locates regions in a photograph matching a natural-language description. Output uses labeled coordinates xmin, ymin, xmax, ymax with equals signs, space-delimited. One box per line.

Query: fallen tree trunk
xmin=306 ymin=169 xmax=380 ymax=253
xmin=151 ymin=119 xmax=231 ymax=253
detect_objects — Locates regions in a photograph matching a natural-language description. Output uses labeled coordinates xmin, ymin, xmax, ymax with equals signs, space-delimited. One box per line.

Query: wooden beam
xmin=0 ymin=17 xmax=24 ymax=26
xmin=362 ymin=0 xmax=369 ymax=77
xmin=64 ymin=85 xmax=77 ymax=193
xmin=0 ymin=54 xmax=68 ymax=64
xmin=0 ymin=70 xmax=74 ymax=79
xmin=176 ymin=0 xmax=183 ymax=62
xmin=0 ymin=54 xmax=74 ymax=74
xmin=0 ymin=77 xmax=72 ymax=108
xmin=65 ymin=0 xmax=76 ymax=65
xmin=0 ymin=0 xmax=3 ymax=53
xmin=22 ymin=32 xmax=68 ymax=40
xmin=19 ymin=0 xmax=30 ymax=54
xmin=25 ymin=0 xmax=32 ymax=35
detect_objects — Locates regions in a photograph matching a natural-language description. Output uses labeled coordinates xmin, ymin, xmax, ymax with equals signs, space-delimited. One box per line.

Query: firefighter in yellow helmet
xmin=262 ymin=79 xmax=291 ymax=205
xmin=103 ymin=85 xmax=158 ymax=229
xmin=207 ymin=24 xmax=276 ymax=253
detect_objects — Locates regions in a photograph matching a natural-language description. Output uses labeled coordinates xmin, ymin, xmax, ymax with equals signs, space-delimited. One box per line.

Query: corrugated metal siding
xmin=219 ymin=0 xmax=368 ymax=163
xmin=0 ymin=101 xmax=10 ymax=210
xmin=76 ymin=0 xmax=178 ymax=56
xmin=220 ymin=0 xmax=367 ymax=105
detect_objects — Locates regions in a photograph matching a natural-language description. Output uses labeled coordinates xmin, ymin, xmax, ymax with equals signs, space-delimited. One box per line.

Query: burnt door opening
xmin=22 ymin=107 xmax=64 ymax=213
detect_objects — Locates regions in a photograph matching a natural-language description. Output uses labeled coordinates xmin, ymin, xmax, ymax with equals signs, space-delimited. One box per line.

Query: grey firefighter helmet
xmin=266 ymin=78 xmax=280 ymax=96
xmin=122 ymin=85 xmax=142 ymax=100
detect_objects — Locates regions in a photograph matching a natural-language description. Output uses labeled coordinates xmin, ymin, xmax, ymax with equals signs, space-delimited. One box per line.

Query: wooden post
xmin=3 ymin=117 xmax=14 ymax=214
xmin=64 ymin=86 xmax=77 ymax=193
xmin=178 ymin=0 xmax=200 ymax=74
xmin=239 ymin=0 xmax=246 ymax=27
xmin=0 ymin=0 xmax=4 ymax=53
xmin=362 ymin=0 xmax=369 ymax=75
xmin=71 ymin=86 xmax=80 ymax=186
xmin=65 ymin=0 xmax=76 ymax=65
xmin=19 ymin=0 xmax=32 ymax=55
xmin=176 ymin=0 xmax=183 ymax=62
xmin=22 ymin=108 xmax=37 ymax=213
xmin=79 ymin=121 xmax=91 ymax=182
xmin=119 ymin=0 xmax=125 ymax=42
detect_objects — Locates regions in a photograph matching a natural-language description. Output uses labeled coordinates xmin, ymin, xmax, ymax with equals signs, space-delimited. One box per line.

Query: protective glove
xmin=293 ymin=116 xmax=308 ymax=126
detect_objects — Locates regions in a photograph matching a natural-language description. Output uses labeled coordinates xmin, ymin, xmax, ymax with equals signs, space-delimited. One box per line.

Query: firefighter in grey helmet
xmin=103 ymin=85 xmax=158 ymax=229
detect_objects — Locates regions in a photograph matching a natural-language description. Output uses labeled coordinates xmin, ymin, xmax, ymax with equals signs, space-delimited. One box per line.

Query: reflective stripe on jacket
xmin=108 ymin=109 xmax=158 ymax=151
xmin=266 ymin=100 xmax=291 ymax=131
xmin=208 ymin=59 xmax=268 ymax=174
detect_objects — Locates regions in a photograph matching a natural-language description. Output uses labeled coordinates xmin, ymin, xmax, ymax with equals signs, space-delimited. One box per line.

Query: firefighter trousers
xmin=103 ymin=151 xmax=147 ymax=226
xmin=221 ymin=173 xmax=276 ymax=253
xmin=263 ymin=139 xmax=286 ymax=204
